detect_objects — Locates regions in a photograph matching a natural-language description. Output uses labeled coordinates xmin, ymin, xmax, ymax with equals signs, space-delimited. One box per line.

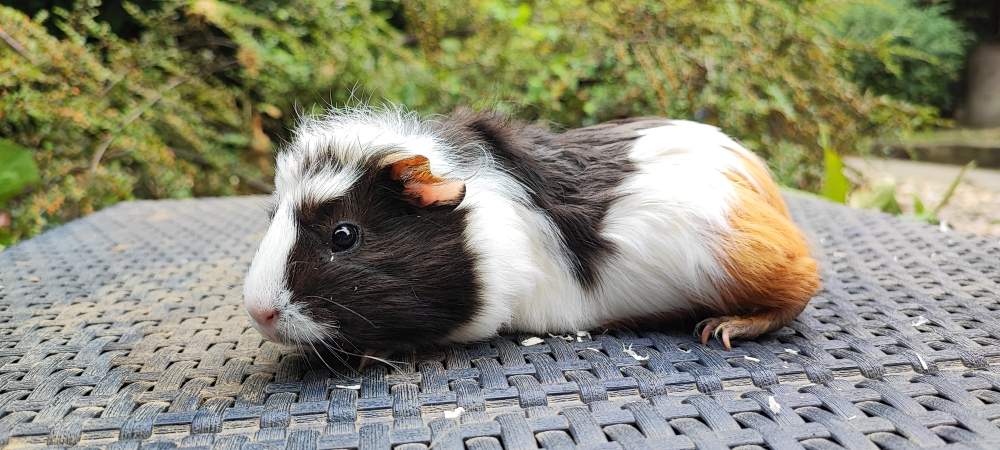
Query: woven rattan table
xmin=1 ymin=194 xmax=1000 ymax=449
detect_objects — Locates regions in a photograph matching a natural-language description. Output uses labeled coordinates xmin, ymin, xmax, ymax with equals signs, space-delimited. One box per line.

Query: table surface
xmin=1 ymin=194 xmax=1000 ymax=449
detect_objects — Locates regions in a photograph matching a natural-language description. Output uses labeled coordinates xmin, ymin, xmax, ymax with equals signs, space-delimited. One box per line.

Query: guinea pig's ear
xmin=387 ymin=155 xmax=466 ymax=208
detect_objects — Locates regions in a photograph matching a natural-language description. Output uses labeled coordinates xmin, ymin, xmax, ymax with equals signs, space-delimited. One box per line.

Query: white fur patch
xmin=585 ymin=122 xmax=745 ymax=319
xmin=244 ymin=203 xmax=297 ymax=316
xmin=289 ymin=167 xmax=362 ymax=207
xmin=278 ymin=301 xmax=332 ymax=344
xmin=444 ymin=175 xmax=527 ymax=341
xmin=446 ymin=161 xmax=583 ymax=340
xmin=244 ymin=204 xmax=333 ymax=344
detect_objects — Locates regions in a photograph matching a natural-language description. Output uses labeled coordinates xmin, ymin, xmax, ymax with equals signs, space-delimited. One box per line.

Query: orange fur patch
xmin=713 ymin=154 xmax=820 ymax=333
xmin=728 ymin=149 xmax=790 ymax=217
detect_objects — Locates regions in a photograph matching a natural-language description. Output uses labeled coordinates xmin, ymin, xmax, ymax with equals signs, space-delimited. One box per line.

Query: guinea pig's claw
xmin=721 ymin=328 xmax=733 ymax=350
xmin=695 ymin=316 xmax=741 ymax=350
xmin=696 ymin=318 xmax=722 ymax=346
xmin=697 ymin=315 xmax=776 ymax=350
xmin=694 ymin=319 xmax=707 ymax=339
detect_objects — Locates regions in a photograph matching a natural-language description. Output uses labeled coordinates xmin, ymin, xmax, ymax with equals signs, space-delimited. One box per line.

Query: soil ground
xmin=845 ymin=157 xmax=1000 ymax=236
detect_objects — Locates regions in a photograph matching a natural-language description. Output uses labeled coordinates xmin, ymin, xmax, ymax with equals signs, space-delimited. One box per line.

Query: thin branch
xmin=98 ymin=74 xmax=125 ymax=98
xmin=89 ymin=57 xmax=241 ymax=173
xmin=89 ymin=76 xmax=187 ymax=173
xmin=0 ymin=25 xmax=35 ymax=64
xmin=931 ymin=160 xmax=975 ymax=217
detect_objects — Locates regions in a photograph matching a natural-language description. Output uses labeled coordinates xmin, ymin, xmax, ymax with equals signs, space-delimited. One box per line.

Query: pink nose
xmin=248 ymin=306 xmax=279 ymax=328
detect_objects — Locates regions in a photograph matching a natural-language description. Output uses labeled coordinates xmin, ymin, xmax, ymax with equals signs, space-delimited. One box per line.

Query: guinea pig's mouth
xmin=253 ymin=303 xmax=337 ymax=347
xmin=245 ymin=311 xmax=290 ymax=344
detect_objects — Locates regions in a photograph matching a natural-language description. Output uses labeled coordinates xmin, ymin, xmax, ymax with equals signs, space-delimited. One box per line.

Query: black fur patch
xmin=436 ymin=111 xmax=671 ymax=287
xmin=284 ymin=161 xmax=481 ymax=351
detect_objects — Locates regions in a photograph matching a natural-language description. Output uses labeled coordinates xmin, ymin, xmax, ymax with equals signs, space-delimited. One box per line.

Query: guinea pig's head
xmin=243 ymin=141 xmax=482 ymax=352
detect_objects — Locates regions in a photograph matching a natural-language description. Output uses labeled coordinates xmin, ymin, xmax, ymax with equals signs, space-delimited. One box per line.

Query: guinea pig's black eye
xmin=332 ymin=223 xmax=360 ymax=252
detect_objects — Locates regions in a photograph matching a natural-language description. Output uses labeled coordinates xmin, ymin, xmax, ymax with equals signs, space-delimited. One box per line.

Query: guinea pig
xmin=243 ymin=106 xmax=820 ymax=353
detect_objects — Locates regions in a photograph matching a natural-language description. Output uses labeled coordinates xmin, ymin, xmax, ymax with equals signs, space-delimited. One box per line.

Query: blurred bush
xmin=0 ymin=0 xmax=422 ymax=247
xmin=828 ymin=0 xmax=971 ymax=113
xmin=0 ymin=0 xmax=959 ymax=248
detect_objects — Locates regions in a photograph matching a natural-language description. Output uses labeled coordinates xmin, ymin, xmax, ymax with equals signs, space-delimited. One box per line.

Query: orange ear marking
xmin=388 ymin=155 xmax=466 ymax=207
xmin=389 ymin=155 xmax=436 ymax=183
xmin=404 ymin=180 xmax=466 ymax=207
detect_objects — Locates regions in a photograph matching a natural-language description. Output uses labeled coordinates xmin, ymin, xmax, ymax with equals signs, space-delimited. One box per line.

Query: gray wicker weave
xmin=1 ymin=194 xmax=1000 ymax=449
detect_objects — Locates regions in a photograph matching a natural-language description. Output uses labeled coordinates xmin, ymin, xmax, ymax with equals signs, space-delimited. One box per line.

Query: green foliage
xmin=406 ymin=0 xmax=939 ymax=188
xmin=0 ymin=1 xmax=418 ymax=247
xmin=0 ymin=0 xmax=959 ymax=248
xmin=828 ymin=0 xmax=972 ymax=111
xmin=0 ymin=139 xmax=40 ymax=206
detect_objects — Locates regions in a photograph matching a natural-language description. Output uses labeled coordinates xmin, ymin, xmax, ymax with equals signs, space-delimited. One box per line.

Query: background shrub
xmin=0 ymin=0 xmax=966 ymax=248
xmin=828 ymin=0 xmax=972 ymax=113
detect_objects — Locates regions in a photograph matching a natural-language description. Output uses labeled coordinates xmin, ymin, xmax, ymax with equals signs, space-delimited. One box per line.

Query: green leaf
xmin=820 ymin=148 xmax=850 ymax=204
xmin=912 ymin=195 xmax=926 ymax=215
xmin=0 ymin=139 xmax=40 ymax=207
xmin=910 ymin=194 xmax=937 ymax=223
